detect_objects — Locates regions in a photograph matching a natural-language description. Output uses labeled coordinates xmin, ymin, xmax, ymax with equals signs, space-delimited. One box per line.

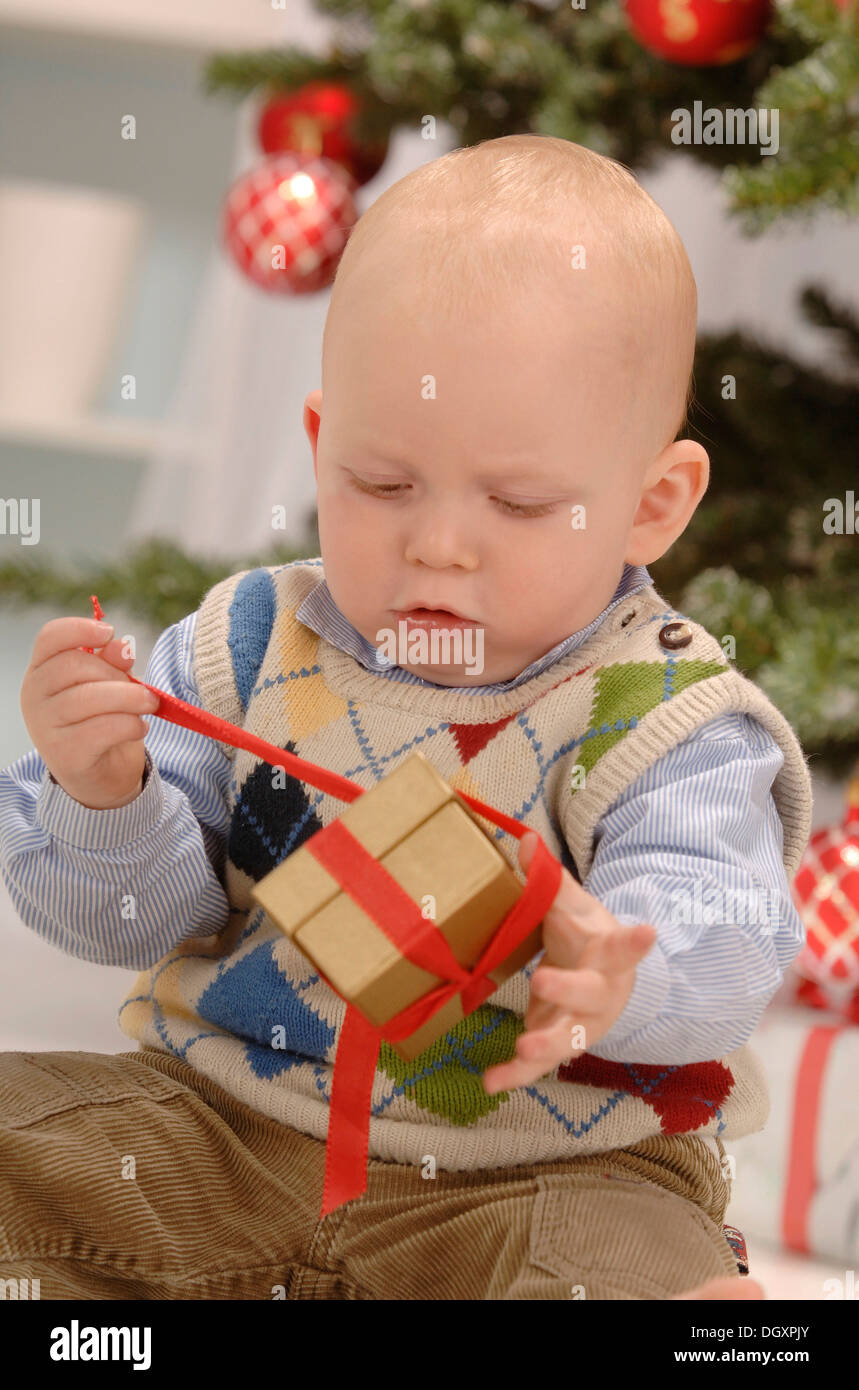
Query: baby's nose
xmin=404 ymin=514 xmax=479 ymax=570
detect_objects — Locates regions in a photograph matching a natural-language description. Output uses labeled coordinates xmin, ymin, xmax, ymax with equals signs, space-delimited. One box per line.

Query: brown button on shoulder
xmin=658 ymin=621 xmax=693 ymax=650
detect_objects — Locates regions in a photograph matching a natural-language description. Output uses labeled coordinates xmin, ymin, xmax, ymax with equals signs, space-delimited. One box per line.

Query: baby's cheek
xmin=320 ymin=497 xmax=374 ymax=567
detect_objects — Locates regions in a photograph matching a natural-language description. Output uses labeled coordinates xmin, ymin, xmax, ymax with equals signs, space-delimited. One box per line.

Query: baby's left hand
xmin=482 ymin=832 xmax=657 ymax=1096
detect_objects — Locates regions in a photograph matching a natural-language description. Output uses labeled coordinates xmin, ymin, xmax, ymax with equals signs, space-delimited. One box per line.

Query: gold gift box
xmin=251 ymin=752 xmax=542 ymax=1060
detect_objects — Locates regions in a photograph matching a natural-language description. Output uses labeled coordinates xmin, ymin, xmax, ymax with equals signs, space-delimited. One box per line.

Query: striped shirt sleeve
xmin=0 ymin=611 xmax=233 ymax=970
xmin=581 ymin=712 xmax=806 ymax=1065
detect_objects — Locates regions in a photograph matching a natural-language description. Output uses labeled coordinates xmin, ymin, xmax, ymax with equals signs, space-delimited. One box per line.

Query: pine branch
xmin=725 ymin=130 xmax=859 ymax=228
xmin=0 ymin=537 xmax=318 ymax=632
xmin=773 ymin=0 xmax=856 ymax=47
xmin=202 ymin=49 xmax=341 ymax=98
xmin=800 ymin=285 xmax=859 ymax=367
xmin=676 ymin=566 xmax=859 ymax=771
xmin=201 ymin=0 xmax=810 ymax=181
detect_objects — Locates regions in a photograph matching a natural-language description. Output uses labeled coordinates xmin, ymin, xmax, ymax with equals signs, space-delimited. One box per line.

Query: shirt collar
xmin=295 ymin=562 xmax=653 ymax=695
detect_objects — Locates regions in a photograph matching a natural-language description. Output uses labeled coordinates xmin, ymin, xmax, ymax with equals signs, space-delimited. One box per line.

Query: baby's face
xmin=306 ymin=276 xmax=649 ymax=686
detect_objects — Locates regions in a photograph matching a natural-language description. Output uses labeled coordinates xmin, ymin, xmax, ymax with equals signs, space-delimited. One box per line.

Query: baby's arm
xmin=486 ymin=713 xmax=803 ymax=1095
xmin=580 ymin=712 xmax=803 ymax=1065
xmin=0 ymin=611 xmax=232 ymax=970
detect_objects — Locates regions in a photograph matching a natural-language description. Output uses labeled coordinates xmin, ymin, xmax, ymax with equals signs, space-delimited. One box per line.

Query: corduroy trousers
xmin=0 ymin=1047 xmax=741 ymax=1300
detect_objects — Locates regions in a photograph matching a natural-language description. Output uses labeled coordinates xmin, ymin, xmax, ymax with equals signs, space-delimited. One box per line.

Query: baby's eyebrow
xmin=476 ymin=468 xmax=573 ymax=486
xmin=471 ymin=467 xmax=580 ymax=494
xmin=348 ymin=449 xmax=578 ymax=492
xmin=344 ymin=444 xmax=578 ymax=494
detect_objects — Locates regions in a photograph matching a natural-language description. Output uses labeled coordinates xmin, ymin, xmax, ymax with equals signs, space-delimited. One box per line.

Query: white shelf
xmin=0 ymin=0 xmax=293 ymax=52
xmin=0 ymin=408 xmax=194 ymax=458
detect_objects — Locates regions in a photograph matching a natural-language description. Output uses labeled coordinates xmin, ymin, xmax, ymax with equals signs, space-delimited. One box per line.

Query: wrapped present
xmin=788 ymin=765 xmax=859 ymax=1022
xmin=251 ymin=751 xmax=538 ymax=1060
xmin=727 ymin=1007 xmax=859 ymax=1265
xmin=89 ymin=592 xmax=562 ymax=1218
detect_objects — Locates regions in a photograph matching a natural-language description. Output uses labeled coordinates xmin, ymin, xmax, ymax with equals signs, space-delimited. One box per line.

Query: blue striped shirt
xmin=0 ymin=568 xmax=805 ymax=1065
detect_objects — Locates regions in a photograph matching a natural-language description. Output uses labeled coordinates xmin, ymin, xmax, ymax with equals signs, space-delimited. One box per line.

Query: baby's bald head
xmin=322 ymin=134 xmax=698 ymax=469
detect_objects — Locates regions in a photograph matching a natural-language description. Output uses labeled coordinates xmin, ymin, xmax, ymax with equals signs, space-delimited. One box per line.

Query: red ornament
xmin=624 ymin=0 xmax=771 ymax=65
xmin=221 ymin=154 xmax=358 ymax=295
xmin=257 ymin=81 xmax=388 ymax=188
xmin=789 ymin=768 xmax=859 ymax=1022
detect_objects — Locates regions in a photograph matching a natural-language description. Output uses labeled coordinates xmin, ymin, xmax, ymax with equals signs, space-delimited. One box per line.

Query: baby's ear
xmin=627 ymin=438 xmax=710 ymax=565
xmin=303 ymin=391 xmax=323 ymax=477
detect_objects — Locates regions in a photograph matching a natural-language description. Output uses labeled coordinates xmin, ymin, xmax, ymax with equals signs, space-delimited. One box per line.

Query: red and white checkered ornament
xmin=221 ymin=154 xmax=358 ymax=295
xmin=789 ymin=768 xmax=859 ymax=1021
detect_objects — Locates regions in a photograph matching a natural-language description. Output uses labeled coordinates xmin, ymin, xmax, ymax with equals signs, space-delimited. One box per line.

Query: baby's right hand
xmin=20 ymin=616 xmax=160 ymax=810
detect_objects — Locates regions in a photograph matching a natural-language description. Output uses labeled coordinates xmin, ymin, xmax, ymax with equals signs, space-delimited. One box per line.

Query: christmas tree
xmin=205 ymin=0 xmax=859 ymax=227
xmin=4 ymin=0 xmax=857 ymax=773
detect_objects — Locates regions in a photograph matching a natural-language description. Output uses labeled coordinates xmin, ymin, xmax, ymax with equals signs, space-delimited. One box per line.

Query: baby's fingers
xmin=578 ymin=920 xmax=657 ymax=975
xmin=530 ymin=966 xmax=609 ymax=1015
xmin=483 ymin=1015 xmax=574 ymax=1096
xmin=94 ymin=637 xmax=138 ymax=672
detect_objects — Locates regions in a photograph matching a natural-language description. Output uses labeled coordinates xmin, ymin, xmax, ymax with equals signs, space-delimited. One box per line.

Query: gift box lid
xmin=252 ymin=752 xmax=461 ymax=937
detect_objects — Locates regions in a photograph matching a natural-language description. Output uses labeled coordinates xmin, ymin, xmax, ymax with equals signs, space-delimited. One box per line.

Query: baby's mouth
xmin=395 ymin=608 xmax=477 ymax=629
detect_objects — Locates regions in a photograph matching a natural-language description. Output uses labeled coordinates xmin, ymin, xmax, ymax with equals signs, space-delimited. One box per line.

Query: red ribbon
xmin=781 ymin=1024 xmax=846 ymax=1254
xmin=87 ymin=595 xmax=562 ymax=1216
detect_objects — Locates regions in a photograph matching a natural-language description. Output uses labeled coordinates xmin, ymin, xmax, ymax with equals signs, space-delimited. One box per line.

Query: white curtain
xmin=127 ymin=84 xmax=446 ymax=558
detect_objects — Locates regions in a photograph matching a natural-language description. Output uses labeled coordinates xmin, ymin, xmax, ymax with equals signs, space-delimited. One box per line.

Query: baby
xmin=0 ymin=135 xmax=812 ymax=1301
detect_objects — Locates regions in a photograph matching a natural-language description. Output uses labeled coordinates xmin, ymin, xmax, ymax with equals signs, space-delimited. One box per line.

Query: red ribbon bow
xmin=87 ymin=595 xmax=562 ymax=1216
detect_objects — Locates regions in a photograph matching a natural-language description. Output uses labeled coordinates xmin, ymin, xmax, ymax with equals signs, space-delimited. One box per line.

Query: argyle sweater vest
xmin=118 ymin=560 xmax=813 ymax=1171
